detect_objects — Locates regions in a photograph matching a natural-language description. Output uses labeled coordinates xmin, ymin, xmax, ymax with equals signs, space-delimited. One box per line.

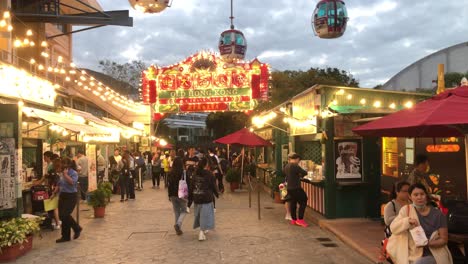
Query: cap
xmin=288 ymin=152 xmax=300 ymax=159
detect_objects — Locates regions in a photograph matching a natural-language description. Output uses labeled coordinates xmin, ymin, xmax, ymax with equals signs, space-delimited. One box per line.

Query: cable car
xmin=128 ymin=0 xmax=172 ymax=13
xmin=219 ymin=27 xmax=247 ymax=62
xmin=312 ymin=0 xmax=348 ymax=39
xmin=218 ymin=0 xmax=247 ymax=62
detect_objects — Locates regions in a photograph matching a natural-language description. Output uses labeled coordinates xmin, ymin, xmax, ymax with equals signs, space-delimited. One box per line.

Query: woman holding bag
xmin=387 ymin=183 xmax=452 ymax=264
xmin=167 ymin=149 xmax=187 ymax=236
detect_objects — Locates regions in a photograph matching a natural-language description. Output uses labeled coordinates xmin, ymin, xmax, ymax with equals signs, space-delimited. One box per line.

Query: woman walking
xmin=152 ymin=152 xmax=162 ymax=188
xmin=167 ymin=150 xmax=187 ymax=235
xmin=56 ymin=157 xmax=82 ymax=243
xmin=118 ymin=152 xmax=131 ymax=202
xmin=190 ymin=157 xmax=218 ymax=241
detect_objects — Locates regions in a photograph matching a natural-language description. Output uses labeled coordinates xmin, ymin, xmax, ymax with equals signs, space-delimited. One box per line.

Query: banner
xmin=87 ymin=144 xmax=97 ymax=192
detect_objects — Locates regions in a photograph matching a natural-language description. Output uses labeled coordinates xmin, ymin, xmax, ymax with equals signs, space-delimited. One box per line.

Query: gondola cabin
xmin=219 ymin=29 xmax=247 ymax=62
xmin=128 ymin=0 xmax=172 ymax=13
xmin=313 ymin=0 xmax=348 ymax=39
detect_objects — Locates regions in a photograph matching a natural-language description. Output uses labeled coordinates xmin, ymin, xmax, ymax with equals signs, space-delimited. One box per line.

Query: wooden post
xmin=437 ymin=64 xmax=445 ymax=94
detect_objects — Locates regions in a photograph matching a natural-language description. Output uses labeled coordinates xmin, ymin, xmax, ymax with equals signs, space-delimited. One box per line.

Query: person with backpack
xmin=384 ymin=181 xmax=411 ymax=234
xmin=167 ymin=149 xmax=187 ymax=236
xmin=190 ymin=157 xmax=218 ymax=241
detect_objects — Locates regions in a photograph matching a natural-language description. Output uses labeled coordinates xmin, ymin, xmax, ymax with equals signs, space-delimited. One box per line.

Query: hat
xmin=288 ymin=152 xmax=300 ymax=159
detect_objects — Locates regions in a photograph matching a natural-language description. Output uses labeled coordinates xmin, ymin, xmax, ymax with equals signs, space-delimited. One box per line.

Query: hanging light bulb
xmin=23 ymin=38 xmax=30 ymax=45
xmin=0 ymin=20 xmax=6 ymax=27
xmin=38 ymin=64 xmax=44 ymax=70
xmin=29 ymin=41 xmax=35 ymax=47
xmin=389 ymin=103 xmax=396 ymax=109
xmin=3 ymin=11 xmax=10 ymax=19
xmin=30 ymin=58 xmax=36 ymax=64
xmin=14 ymin=39 xmax=22 ymax=47
xmin=41 ymin=41 xmax=48 ymax=47
xmin=26 ymin=29 xmax=33 ymax=36
xmin=360 ymin=98 xmax=366 ymax=105
xmin=7 ymin=25 xmax=12 ymax=31
xmin=58 ymin=56 xmax=63 ymax=63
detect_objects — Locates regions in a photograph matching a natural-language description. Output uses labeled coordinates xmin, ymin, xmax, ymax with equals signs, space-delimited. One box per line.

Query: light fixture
xmin=405 ymin=101 xmax=414 ymax=108
xmin=389 ymin=103 xmax=396 ymax=109
xmin=360 ymin=98 xmax=366 ymax=105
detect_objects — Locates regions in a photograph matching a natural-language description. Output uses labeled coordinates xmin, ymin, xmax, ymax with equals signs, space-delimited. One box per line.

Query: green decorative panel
xmin=299 ymin=141 xmax=322 ymax=164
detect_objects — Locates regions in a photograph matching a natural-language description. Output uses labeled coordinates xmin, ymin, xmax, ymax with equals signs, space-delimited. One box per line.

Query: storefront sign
xmin=334 ymin=139 xmax=362 ymax=180
xmin=257 ymin=129 xmax=273 ymax=141
xmin=0 ymin=63 xmax=56 ymax=106
xmin=141 ymin=52 xmax=269 ymax=114
xmin=0 ymin=138 xmax=16 ymax=209
xmin=426 ymin=144 xmax=461 ymax=153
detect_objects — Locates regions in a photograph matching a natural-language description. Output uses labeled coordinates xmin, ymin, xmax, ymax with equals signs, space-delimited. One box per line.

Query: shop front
xmin=252 ymin=85 xmax=429 ymax=218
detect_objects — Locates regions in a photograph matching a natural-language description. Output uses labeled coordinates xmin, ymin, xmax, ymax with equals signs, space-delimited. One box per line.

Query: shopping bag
xmin=409 ymin=225 xmax=428 ymax=247
xmin=43 ymin=196 xmax=59 ymax=211
xmin=178 ymin=170 xmax=188 ymax=199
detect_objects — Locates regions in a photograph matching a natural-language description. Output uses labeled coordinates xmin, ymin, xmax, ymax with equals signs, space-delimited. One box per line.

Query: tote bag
xmin=178 ymin=170 xmax=188 ymax=199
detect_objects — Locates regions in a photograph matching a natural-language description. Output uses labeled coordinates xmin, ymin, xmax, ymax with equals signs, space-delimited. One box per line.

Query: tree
xmin=269 ymin=67 xmax=359 ymax=105
xmin=206 ymin=112 xmax=250 ymax=139
xmin=98 ymin=60 xmax=147 ymax=91
xmin=444 ymin=72 xmax=467 ymax=88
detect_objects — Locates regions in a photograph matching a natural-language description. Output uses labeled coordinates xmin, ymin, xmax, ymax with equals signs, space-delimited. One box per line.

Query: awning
xmin=329 ymin=105 xmax=397 ymax=115
xmin=23 ymin=107 xmax=110 ymax=136
xmin=102 ymin=117 xmax=143 ymax=138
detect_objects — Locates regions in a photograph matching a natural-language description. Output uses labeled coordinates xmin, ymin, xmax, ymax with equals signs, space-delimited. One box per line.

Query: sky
xmin=73 ymin=0 xmax=468 ymax=88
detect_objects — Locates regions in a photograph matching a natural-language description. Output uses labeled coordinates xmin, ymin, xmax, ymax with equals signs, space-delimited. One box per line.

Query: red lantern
xmin=153 ymin=113 xmax=165 ymax=121
xmin=148 ymin=80 xmax=156 ymax=104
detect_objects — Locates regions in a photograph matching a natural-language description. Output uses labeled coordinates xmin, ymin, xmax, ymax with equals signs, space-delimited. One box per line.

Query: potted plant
xmin=88 ymin=183 xmax=112 ymax=218
xmin=0 ymin=217 xmax=42 ymax=262
xmin=225 ymin=168 xmax=241 ymax=192
xmin=270 ymin=175 xmax=285 ymax=203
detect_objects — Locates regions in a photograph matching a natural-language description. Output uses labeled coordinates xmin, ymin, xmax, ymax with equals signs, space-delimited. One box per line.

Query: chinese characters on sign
xmin=0 ymin=138 xmax=16 ymax=209
xmin=141 ymin=52 xmax=269 ymax=116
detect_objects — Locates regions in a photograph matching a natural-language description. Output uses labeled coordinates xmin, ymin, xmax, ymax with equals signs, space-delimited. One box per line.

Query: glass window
xmin=235 ymin=33 xmax=245 ymax=46
xmin=328 ymin=2 xmax=336 ymax=16
xmin=382 ymin=137 xmax=399 ymax=177
xmin=222 ymin=33 xmax=232 ymax=45
xmin=317 ymin=3 xmax=327 ymax=18
xmin=336 ymin=2 xmax=347 ymax=17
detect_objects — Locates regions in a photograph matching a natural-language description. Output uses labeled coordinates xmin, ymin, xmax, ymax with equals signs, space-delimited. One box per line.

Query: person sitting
xmin=384 ymin=181 xmax=410 ymax=237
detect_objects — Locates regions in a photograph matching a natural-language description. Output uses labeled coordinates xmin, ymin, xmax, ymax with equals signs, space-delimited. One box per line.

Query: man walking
xmin=283 ymin=153 xmax=308 ymax=227
xmin=76 ymin=150 xmax=89 ymax=201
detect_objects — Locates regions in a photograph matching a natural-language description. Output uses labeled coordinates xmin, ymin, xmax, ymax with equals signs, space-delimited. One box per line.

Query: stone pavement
xmin=15 ymin=181 xmax=373 ymax=264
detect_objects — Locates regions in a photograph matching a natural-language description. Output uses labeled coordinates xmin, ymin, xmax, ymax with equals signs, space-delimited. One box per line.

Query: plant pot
xmin=0 ymin=236 xmax=33 ymax=262
xmin=229 ymin=182 xmax=239 ymax=192
xmin=93 ymin=206 xmax=106 ymax=218
xmin=273 ymin=191 xmax=282 ymax=203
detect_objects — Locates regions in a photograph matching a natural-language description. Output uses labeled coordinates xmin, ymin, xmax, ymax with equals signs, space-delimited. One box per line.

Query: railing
xmin=301 ymin=181 xmax=325 ymax=215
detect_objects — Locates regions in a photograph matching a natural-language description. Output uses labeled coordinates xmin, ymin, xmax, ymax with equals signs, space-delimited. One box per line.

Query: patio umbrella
xmin=353 ymin=85 xmax=468 ymax=186
xmin=214 ymin=128 xmax=272 ymax=188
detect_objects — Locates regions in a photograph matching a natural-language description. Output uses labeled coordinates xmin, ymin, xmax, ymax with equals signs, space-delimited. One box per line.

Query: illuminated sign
xmin=0 ymin=63 xmax=56 ymax=106
xmin=141 ymin=51 xmax=269 ymax=115
xmin=426 ymin=144 xmax=460 ymax=153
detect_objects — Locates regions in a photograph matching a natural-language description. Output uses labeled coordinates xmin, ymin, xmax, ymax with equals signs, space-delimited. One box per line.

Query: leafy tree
xmin=98 ymin=60 xmax=147 ymax=91
xmin=206 ymin=112 xmax=250 ymax=139
xmin=269 ymin=67 xmax=359 ymax=105
xmin=444 ymin=72 xmax=467 ymax=87
xmin=373 ymin=84 xmax=383 ymax=89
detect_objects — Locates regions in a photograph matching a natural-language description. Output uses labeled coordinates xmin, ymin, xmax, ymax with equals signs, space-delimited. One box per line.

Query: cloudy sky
xmin=73 ymin=0 xmax=468 ymax=88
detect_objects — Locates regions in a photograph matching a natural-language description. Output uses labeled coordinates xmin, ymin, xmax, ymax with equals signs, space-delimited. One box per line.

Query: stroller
xmin=30 ymin=185 xmax=54 ymax=230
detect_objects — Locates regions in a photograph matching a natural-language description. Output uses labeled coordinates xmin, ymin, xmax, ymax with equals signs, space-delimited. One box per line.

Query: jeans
xmin=78 ymin=176 xmax=88 ymax=200
xmin=58 ymin=192 xmax=81 ymax=240
xmin=170 ymin=196 xmax=187 ymax=227
xmin=97 ymin=170 xmax=105 ymax=185
xmin=216 ymin=172 xmax=224 ymax=192
xmin=288 ymin=188 xmax=308 ymax=220
xmin=146 ymin=164 xmax=152 ymax=180
xmin=119 ymin=172 xmax=129 ymax=200
xmin=152 ymin=168 xmax=161 ymax=186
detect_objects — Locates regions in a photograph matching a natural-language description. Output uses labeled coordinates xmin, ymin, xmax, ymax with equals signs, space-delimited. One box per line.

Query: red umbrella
xmin=353 ymin=85 xmax=468 ymax=137
xmin=153 ymin=141 xmax=173 ymax=149
xmin=214 ymin=128 xmax=272 ymax=147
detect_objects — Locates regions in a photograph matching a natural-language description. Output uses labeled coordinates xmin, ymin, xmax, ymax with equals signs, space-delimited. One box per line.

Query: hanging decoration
xmin=312 ymin=0 xmax=349 ymax=39
xmin=128 ymin=0 xmax=172 ymax=13
xmin=218 ymin=0 xmax=247 ymax=62
xmin=141 ymin=51 xmax=269 ymax=117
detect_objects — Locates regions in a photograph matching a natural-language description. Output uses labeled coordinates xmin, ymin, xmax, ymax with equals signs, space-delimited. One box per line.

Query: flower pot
xmin=93 ymin=206 xmax=106 ymax=218
xmin=229 ymin=182 xmax=239 ymax=192
xmin=0 ymin=236 xmax=33 ymax=262
xmin=273 ymin=191 xmax=282 ymax=203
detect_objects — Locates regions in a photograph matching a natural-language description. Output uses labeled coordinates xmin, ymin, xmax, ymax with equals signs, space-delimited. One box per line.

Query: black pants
xmin=97 ymin=170 xmax=105 ymax=185
xmin=59 ymin=192 xmax=81 ymax=240
xmin=216 ymin=172 xmax=224 ymax=192
xmin=288 ymin=188 xmax=308 ymax=220
xmin=152 ymin=168 xmax=161 ymax=186
xmin=78 ymin=176 xmax=88 ymax=200
xmin=119 ymin=172 xmax=129 ymax=200
xmin=128 ymin=170 xmax=136 ymax=199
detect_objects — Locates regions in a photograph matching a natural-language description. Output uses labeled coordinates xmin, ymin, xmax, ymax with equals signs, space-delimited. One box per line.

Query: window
xmin=235 ymin=34 xmax=245 ymax=46
xmin=317 ymin=3 xmax=327 ymax=18
xmin=221 ymin=33 xmax=232 ymax=45
xmin=382 ymin=137 xmax=399 ymax=177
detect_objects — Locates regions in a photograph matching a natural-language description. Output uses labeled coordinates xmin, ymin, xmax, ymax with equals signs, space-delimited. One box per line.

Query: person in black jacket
xmin=189 ymin=157 xmax=218 ymax=241
xmin=283 ymin=152 xmax=308 ymax=227
xmin=167 ymin=149 xmax=187 ymax=236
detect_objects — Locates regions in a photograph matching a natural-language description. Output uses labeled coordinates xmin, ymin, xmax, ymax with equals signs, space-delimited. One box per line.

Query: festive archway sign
xmin=141 ymin=51 xmax=269 ymax=120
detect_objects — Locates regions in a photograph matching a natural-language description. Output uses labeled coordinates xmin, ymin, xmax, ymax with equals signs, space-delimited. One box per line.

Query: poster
xmin=87 ymin=144 xmax=97 ymax=192
xmin=334 ymin=139 xmax=362 ymax=180
xmin=0 ymin=138 xmax=16 ymax=209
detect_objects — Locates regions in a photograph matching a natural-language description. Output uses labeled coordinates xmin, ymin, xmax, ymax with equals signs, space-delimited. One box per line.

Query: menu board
xmin=0 ymin=138 xmax=16 ymax=209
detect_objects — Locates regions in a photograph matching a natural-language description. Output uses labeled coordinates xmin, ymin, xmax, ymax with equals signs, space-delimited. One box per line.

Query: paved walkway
xmin=16 ymin=180 xmax=373 ymax=264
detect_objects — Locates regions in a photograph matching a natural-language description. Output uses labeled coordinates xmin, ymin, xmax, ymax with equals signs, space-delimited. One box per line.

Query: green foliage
xmin=206 ymin=112 xmax=249 ymax=139
xmin=88 ymin=182 xmax=112 ymax=208
xmin=225 ymin=168 xmax=241 ymax=183
xmin=0 ymin=217 xmax=42 ymax=251
xmin=270 ymin=175 xmax=285 ymax=192
xmin=245 ymin=163 xmax=256 ymax=177
xmin=269 ymin=67 xmax=359 ymax=105
xmin=445 ymin=72 xmax=467 ymax=87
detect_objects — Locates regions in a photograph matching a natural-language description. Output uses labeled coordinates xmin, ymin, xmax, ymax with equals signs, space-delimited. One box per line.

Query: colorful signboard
xmin=141 ymin=52 xmax=269 ymax=116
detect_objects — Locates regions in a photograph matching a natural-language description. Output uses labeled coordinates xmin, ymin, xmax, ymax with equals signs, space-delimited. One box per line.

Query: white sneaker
xmin=186 ymin=207 xmax=190 ymax=213
xmin=214 ymin=208 xmax=217 ymax=213
xmin=285 ymin=214 xmax=292 ymax=220
xmin=198 ymin=231 xmax=206 ymax=241
xmin=204 ymin=230 xmax=209 ymax=234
